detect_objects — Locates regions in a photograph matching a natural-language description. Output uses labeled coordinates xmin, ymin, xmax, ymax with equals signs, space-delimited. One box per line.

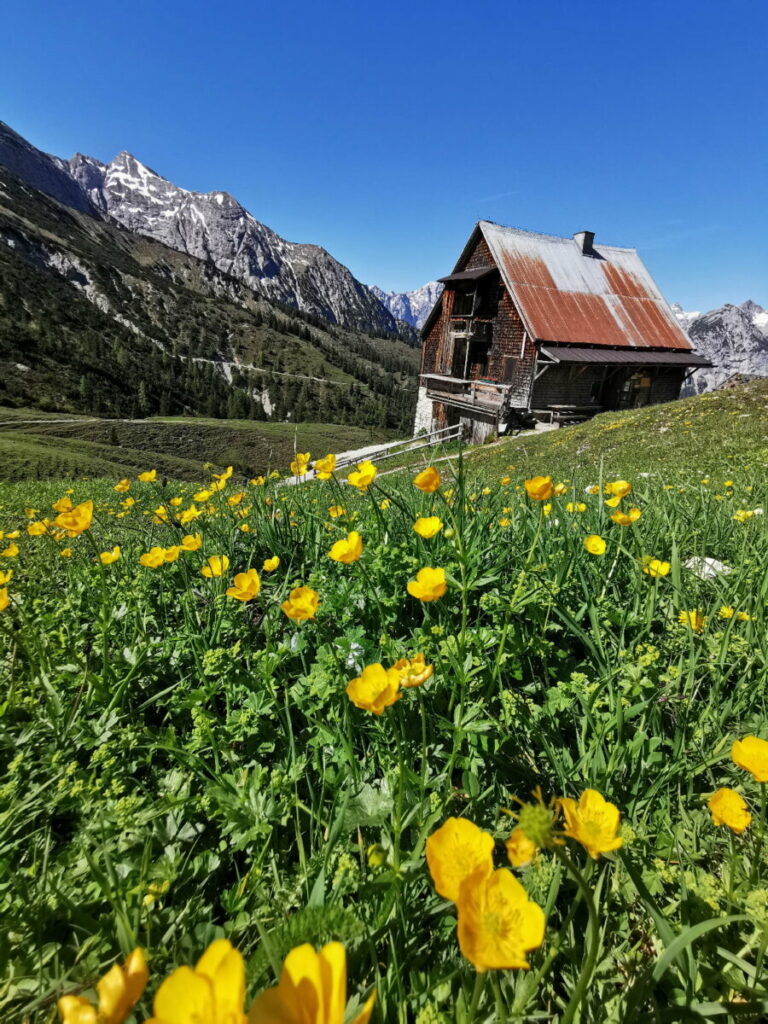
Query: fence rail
xmin=334 ymin=423 xmax=464 ymax=470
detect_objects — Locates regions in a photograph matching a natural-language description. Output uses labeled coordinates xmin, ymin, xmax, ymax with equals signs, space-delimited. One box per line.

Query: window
xmin=452 ymin=287 xmax=475 ymax=317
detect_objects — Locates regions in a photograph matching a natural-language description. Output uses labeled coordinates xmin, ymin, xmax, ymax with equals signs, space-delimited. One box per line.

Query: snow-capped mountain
xmin=674 ymin=300 xmax=768 ymax=393
xmin=369 ymin=281 xmax=443 ymax=329
xmin=0 ymin=120 xmax=396 ymax=334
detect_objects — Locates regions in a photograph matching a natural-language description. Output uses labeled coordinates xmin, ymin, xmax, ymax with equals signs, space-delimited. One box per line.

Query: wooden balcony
xmin=421 ymin=373 xmax=509 ymax=415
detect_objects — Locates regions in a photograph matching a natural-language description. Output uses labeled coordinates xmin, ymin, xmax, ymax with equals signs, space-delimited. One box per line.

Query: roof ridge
xmin=478 ymin=220 xmax=636 ymax=252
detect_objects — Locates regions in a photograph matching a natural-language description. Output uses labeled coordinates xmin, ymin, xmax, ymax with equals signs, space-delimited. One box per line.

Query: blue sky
xmin=2 ymin=0 xmax=767 ymax=310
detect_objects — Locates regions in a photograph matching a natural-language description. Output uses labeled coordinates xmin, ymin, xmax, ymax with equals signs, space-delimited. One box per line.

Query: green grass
xmin=2 ymin=388 xmax=768 ymax=1022
xmin=0 ymin=414 xmax=398 ymax=482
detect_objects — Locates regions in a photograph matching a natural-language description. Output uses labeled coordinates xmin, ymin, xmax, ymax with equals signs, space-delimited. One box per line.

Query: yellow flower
xmin=678 ymin=609 xmax=706 ymax=632
xmin=248 ymin=942 xmax=375 ymax=1024
xmin=290 ymin=452 xmax=311 ymax=476
xmin=586 ymin=484 xmax=600 ymax=495
xmin=733 ymin=510 xmax=754 ymax=523
xmin=498 ymin=518 xmax=511 ymax=527
xmin=328 ymin=531 xmax=363 ymax=564
xmin=139 ymin=547 xmax=167 ymax=568
xmin=456 ymin=866 xmax=546 ymax=971
xmin=99 ymin=546 xmax=121 ymax=565
xmin=583 ymin=535 xmax=606 ymax=556
xmin=58 ymin=948 xmax=147 ymax=1024
xmin=181 ymin=533 xmax=202 ymax=551
xmin=500 ymin=476 xmax=511 ymax=485
xmin=226 ymin=569 xmax=262 ymax=602
xmin=328 ymin=506 xmax=346 ymax=518
xmin=0 ymin=588 xmax=8 ymax=613
xmin=604 ymin=495 xmax=622 ymax=508
xmin=27 ymin=521 xmax=48 ymax=536
xmin=227 ymin=492 xmax=246 ymax=507
xmin=737 ymin=611 xmax=752 ymax=621
xmin=114 ymin=479 xmax=131 ymax=493
xmin=559 ymin=789 xmax=623 ymax=859
xmin=250 ymin=476 xmax=266 ymax=486
xmin=170 ymin=497 xmax=183 ymax=507
xmin=1 ymin=542 xmax=19 ymax=558
xmin=154 ymin=505 xmax=170 ymax=523
xmin=605 ymin=479 xmax=632 ymax=498
xmin=347 ymin=460 xmax=377 ymax=491
xmin=0 ymin=570 xmax=12 ymax=585
xmin=719 ymin=606 xmax=735 ymax=619
xmin=566 ymin=502 xmax=587 ymax=513
xmin=194 ymin=489 xmax=213 ymax=503
xmin=54 ymin=500 xmax=94 ymax=537
xmin=346 ymin=663 xmax=402 ymax=715
xmin=137 ymin=470 xmax=157 ymax=482
xmin=413 ymin=466 xmax=441 ymax=493
xmin=60 ymin=548 xmax=73 ymax=558
xmin=53 ymin=496 xmax=74 ymax=512
xmin=610 ymin=507 xmax=642 ymax=526
xmin=213 ymin=465 xmax=234 ymax=482
xmin=426 ymin=818 xmax=494 ymax=902
xmin=413 ymin=516 xmax=443 ymax=539
xmin=201 ymin=555 xmax=230 ymax=578
xmin=524 ymin=476 xmax=553 ymax=501
xmin=553 ymin=482 xmax=568 ymax=496
xmin=542 ymin=503 xmax=552 ymax=517
xmin=724 ymin=480 xmax=734 ymax=488
xmin=732 ymin=736 xmax=768 ymax=782
xmin=708 ymin=788 xmax=751 ymax=834
xmin=163 ymin=546 xmax=182 ymax=563
xmin=505 ymin=828 xmax=537 ymax=868
xmin=178 ymin=504 xmax=202 ymax=525
xmin=4 ymin=530 xmax=20 ymax=538
xmin=379 ymin=498 xmax=391 ymax=510
xmin=313 ymin=453 xmax=337 ymax=480
xmin=145 ymin=939 xmax=245 ymax=1024
xmin=263 ymin=556 xmax=280 ymax=572
xmin=407 ymin=567 xmax=447 ymax=602
xmin=641 ymin=556 xmax=670 ymax=577
xmin=393 ymin=653 xmax=433 ymax=688
xmin=281 ymin=586 xmax=319 ymax=621
xmin=122 ymin=497 xmax=136 ymax=509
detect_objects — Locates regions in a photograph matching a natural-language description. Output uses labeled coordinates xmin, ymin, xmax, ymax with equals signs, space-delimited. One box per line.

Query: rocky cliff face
xmin=674 ymin=301 xmax=768 ymax=393
xmin=0 ymin=120 xmax=397 ymax=334
xmin=370 ymin=281 xmax=443 ymax=328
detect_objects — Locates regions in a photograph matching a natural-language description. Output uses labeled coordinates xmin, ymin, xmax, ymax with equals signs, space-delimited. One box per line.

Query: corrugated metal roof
xmin=479 ymin=222 xmax=692 ymax=351
xmin=540 ymin=345 xmax=712 ymax=366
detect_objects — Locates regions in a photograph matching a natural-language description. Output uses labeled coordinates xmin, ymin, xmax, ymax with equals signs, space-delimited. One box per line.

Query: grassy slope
xmin=470 ymin=379 xmax=768 ymax=480
xmin=0 ymin=415 xmax=397 ymax=482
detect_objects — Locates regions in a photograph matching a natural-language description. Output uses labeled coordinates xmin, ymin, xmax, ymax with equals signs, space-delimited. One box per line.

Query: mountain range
xmin=672 ymin=301 xmax=768 ymax=393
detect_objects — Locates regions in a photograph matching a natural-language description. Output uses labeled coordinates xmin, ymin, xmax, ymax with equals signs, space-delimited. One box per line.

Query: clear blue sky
xmin=2 ymin=0 xmax=767 ymax=310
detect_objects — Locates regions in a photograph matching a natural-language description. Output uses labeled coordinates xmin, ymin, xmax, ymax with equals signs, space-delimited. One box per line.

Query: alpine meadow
xmin=2 ymin=382 xmax=768 ymax=1022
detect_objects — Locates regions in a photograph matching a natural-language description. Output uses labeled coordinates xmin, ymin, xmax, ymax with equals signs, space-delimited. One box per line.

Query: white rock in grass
xmin=684 ymin=556 xmax=733 ymax=579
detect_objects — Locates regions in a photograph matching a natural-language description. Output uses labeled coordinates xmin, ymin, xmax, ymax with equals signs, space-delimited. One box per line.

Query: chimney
xmin=573 ymin=230 xmax=595 ymax=254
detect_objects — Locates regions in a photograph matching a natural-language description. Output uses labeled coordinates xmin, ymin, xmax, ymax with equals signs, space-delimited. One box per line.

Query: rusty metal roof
xmin=479 ymin=221 xmax=692 ymax=351
xmin=540 ymin=345 xmax=711 ymax=366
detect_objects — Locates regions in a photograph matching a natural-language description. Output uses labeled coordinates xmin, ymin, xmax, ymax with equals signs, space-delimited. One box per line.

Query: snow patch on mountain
xmin=370 ymin=281 xmax=443 ymax=329
xmin=676 ymin=300 xmax=768 ymax=394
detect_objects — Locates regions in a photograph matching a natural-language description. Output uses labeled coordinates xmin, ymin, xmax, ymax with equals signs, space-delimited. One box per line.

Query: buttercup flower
xmin=426 ymin=817 xmax=494 ymax=902
xmin=137 ymin=470 xmax=157 ymax=482
xmin=347 ymin=460 xmax=377 ymax=491
xmin=314 ymin=453 xmax=337 ymax=480
xmin=566 ymin=502 xmax=587 ymax=513
xmin=201 ymin=555 xmax=230 ymax=578
xmin=263 ymin=556 xmax=280 ymax=571
xmin=559 ymin=789 xmax=623 ymax=859
xmin=250 ymin=476 xmax=265 ymax=487
xmin=456 ymin=866 xmax=546 ymax=971
xmin=328 ymin=506 xmax=346 ymax=518
xmin=413 ymin=516 xmax=443 ymax=539
xmin=226 ymin=569 xmax=262 ymax=602
xmin=248 ymin=942 xmax=375 ymax=1024
xmin=642 ymin=556 xmax=670 ymax=577
xmin=27 ymin=521 xmax=48 ymax=536
xmin=678 ymin=609 xmax=706 ymax=632
xmin=413 ymin=466 xmax=441 ymax=493
xmin=583 ymin=535 xmax=606 ymax=556
xmin=58 ymin=948 xmax=147 ymax=1024
xmin=52 ymin=496 xmax=74 ymax=512
xmin=139 ymin=547 xmax=166 ymax=568
xmin=60 ymin=548 xmax=73 ymax=558
xmin=181 ymin=533 xmax=202 ymax=551
xmin=281 ymin=586 xmax=319 ymax=621
xmin=708 ymin=788 xmax=751 ymax=834
xmin=719 ymin=606 xmax=735 ymax=619
xmin=407 ymin=567 xmax=447 ymax=602
xmin=114 ymin=479 xmax=131 ymax=493
xmin=524 ymin=476 xmax=552 ymax=501
xmin=611 ymin=507 xmax=642 ymax=526
xmin=144 ymin=939 xmax=244 ymax=1024
xmin=732 ymin=736 xmax=768 ymax=782
xmin=0 ymin=543 xmax=19 ymax=558
xmin=328 ymin=531 xmax=363 ymax=564
xmin=393 ymin=653 xmax=433 ymax=688
xmin=0 ymin=570 xmax=12 ymax=585
xmin=505 ymin=828 xmax=537 ymax=868
xmin=54 ymin=500 xmax=94 ymax=537
xmin=346 ymin=663 xmax=402 ymax=715
xmin=99 ymin=546 xmax=121 ymax=565
xmin=605 ymin=480 xmax=632 ymax=498
xmin=0 ymin=588 xmax=8 ymax=613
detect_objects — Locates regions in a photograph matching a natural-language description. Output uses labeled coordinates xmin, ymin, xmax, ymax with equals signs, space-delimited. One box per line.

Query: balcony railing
xmin=421 ymin=373 xmax=509 ymax=413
